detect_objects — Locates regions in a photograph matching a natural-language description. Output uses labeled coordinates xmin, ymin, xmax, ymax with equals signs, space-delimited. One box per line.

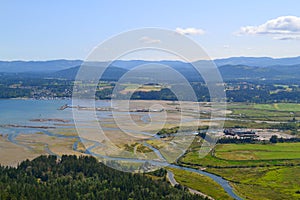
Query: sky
xmin=1 ymin=0 xmax=300 ymax=61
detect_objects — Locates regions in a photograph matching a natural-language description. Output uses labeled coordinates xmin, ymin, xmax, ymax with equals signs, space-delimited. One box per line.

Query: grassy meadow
xmin=167 ymin=168 xmax=234 ymax=200
xmin=215 ymin=143 xmax=300 ymax=160
xmin=227 ymin=103 xmax=300 ymax=121
xmin=178 ymin=140 xmax=300 ymax=200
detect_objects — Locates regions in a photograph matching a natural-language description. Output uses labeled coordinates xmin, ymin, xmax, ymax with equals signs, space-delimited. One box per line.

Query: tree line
xmin=0 ymin=155 xmax=205 ymax=200
xmin=1 ymin=76 xmax=300 ymax=103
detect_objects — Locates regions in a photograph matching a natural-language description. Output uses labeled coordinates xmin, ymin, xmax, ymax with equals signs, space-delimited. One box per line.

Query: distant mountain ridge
xmin=1 ymin=56 xmax=300 ymax=81
xmin=0 ymin=60 xmax=82 ymax=73
xmin=218 ymin=64 xmax=299 ymax=80
xmin=49 ymin=63 xmax=300 ymax=81
xmin=214 ymin=56 xmax=300 ymax=67
xmin=51 ymin=65 xmax=128 ymax=81
xmin=1 ymin=56 xmax=300 ymax=73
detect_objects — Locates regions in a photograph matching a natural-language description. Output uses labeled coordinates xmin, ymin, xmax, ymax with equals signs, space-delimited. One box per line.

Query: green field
xmin=228 ymin=103 xmax=300 ymax=112
xmin=121 ymin=83 xmax=162 ymax=91
xmin=179 ymin=141 xmax=300 ymax=199
xmin=206 ymin=166 xmax=300 ymax=200
xmin=215 ymin=143 xmax=300 ymax=160
xmin=253 ymin=103 xmax=300 ymax=111
xmin=175 ymin=103 xmax=300 ymax=199
xmin=122 ymin=83 xmax=140 ymax=90
xmin=167 ymin=168 xmax=234 ymax=200
xmin=180 ymin=142 xmax=300 ymax=168
xmin=227 ymin=103 xmax=300 ymax=121
xmin=180 ymin=149 xmax=300 ymax=168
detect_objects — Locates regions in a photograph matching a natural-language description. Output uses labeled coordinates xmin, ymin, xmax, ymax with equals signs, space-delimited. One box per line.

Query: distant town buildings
xmin=223 ymin=129 xmax=258 ymax=138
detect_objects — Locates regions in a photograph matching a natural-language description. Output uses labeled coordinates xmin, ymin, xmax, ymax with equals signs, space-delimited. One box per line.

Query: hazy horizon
xmin=1 ymin=55 xmax=300 ymax=62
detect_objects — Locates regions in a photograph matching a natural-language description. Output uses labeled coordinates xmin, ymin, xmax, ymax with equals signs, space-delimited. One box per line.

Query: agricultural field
xmin=180 ymin=141 xmax=300 ymax=167
xmin=119 ymin=83 xmax=163 ymax=94
xmin=215 ymin=143 xmax=300 ymax=160
xmin=227 ymin=103 xmax=300 ymax=121
xmin=167 ymin=168 xmax=234 ymax=200
xmin=207 ymin=166 xmax=300 ymax=200
xmin=253 ymin=103 xmax=300 ymax=111
xmin=179 ymin=141 xmax=300 ymax=200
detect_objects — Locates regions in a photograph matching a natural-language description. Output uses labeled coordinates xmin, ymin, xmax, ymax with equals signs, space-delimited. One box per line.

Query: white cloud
xmin=238 ymin=16 xmax=300 ymax=40
xmin=139 ymin=36 xmax=161 ymax=44
xmin=175 ymin=27 xmax=205 ymax=35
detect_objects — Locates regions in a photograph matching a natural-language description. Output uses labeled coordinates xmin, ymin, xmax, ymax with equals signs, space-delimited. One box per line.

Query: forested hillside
xmin=0 ymin=155 xmax=204 ymax=200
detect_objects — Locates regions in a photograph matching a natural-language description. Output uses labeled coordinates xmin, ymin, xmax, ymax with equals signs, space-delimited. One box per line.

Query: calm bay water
xmin=0 ymin=99 xmax=72 ymax=125
xmin=0 ymin=99 xmax=112 ymax=134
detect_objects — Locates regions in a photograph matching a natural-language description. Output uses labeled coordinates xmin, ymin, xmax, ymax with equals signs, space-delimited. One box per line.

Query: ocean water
xmin=0 ymin=99 xmax=112 ymax=135
xmin=0 ymin=99 xmax=71 ymax=125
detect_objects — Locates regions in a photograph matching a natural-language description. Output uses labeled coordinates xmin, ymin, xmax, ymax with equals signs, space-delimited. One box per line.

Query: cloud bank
xmin=175 ymin=27 xmax=205 ymax=35
xmin=238 ymin=16 xmax=300 ymax=40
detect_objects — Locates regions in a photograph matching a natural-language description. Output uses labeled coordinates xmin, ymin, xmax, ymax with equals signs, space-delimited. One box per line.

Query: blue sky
xmin=1 ymin=1 xmax=300 ymax=60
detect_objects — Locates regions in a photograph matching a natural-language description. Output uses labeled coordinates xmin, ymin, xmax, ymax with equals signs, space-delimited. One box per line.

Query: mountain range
xmin=1 ymin=56 xmax=300 ymax=81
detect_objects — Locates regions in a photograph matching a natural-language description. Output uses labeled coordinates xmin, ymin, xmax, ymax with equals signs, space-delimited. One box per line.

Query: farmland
xmin=178 ymin=141 xmax=300 ymax=200
xmin=227 ymin=103 xmax=300 ymax=122
xmin=215 ymin=143 xmax=300 ymax=160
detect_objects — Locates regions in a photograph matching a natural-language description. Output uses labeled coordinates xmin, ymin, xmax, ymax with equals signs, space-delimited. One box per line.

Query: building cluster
xmin=223 ymin=129 xmax=258 ymax=139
